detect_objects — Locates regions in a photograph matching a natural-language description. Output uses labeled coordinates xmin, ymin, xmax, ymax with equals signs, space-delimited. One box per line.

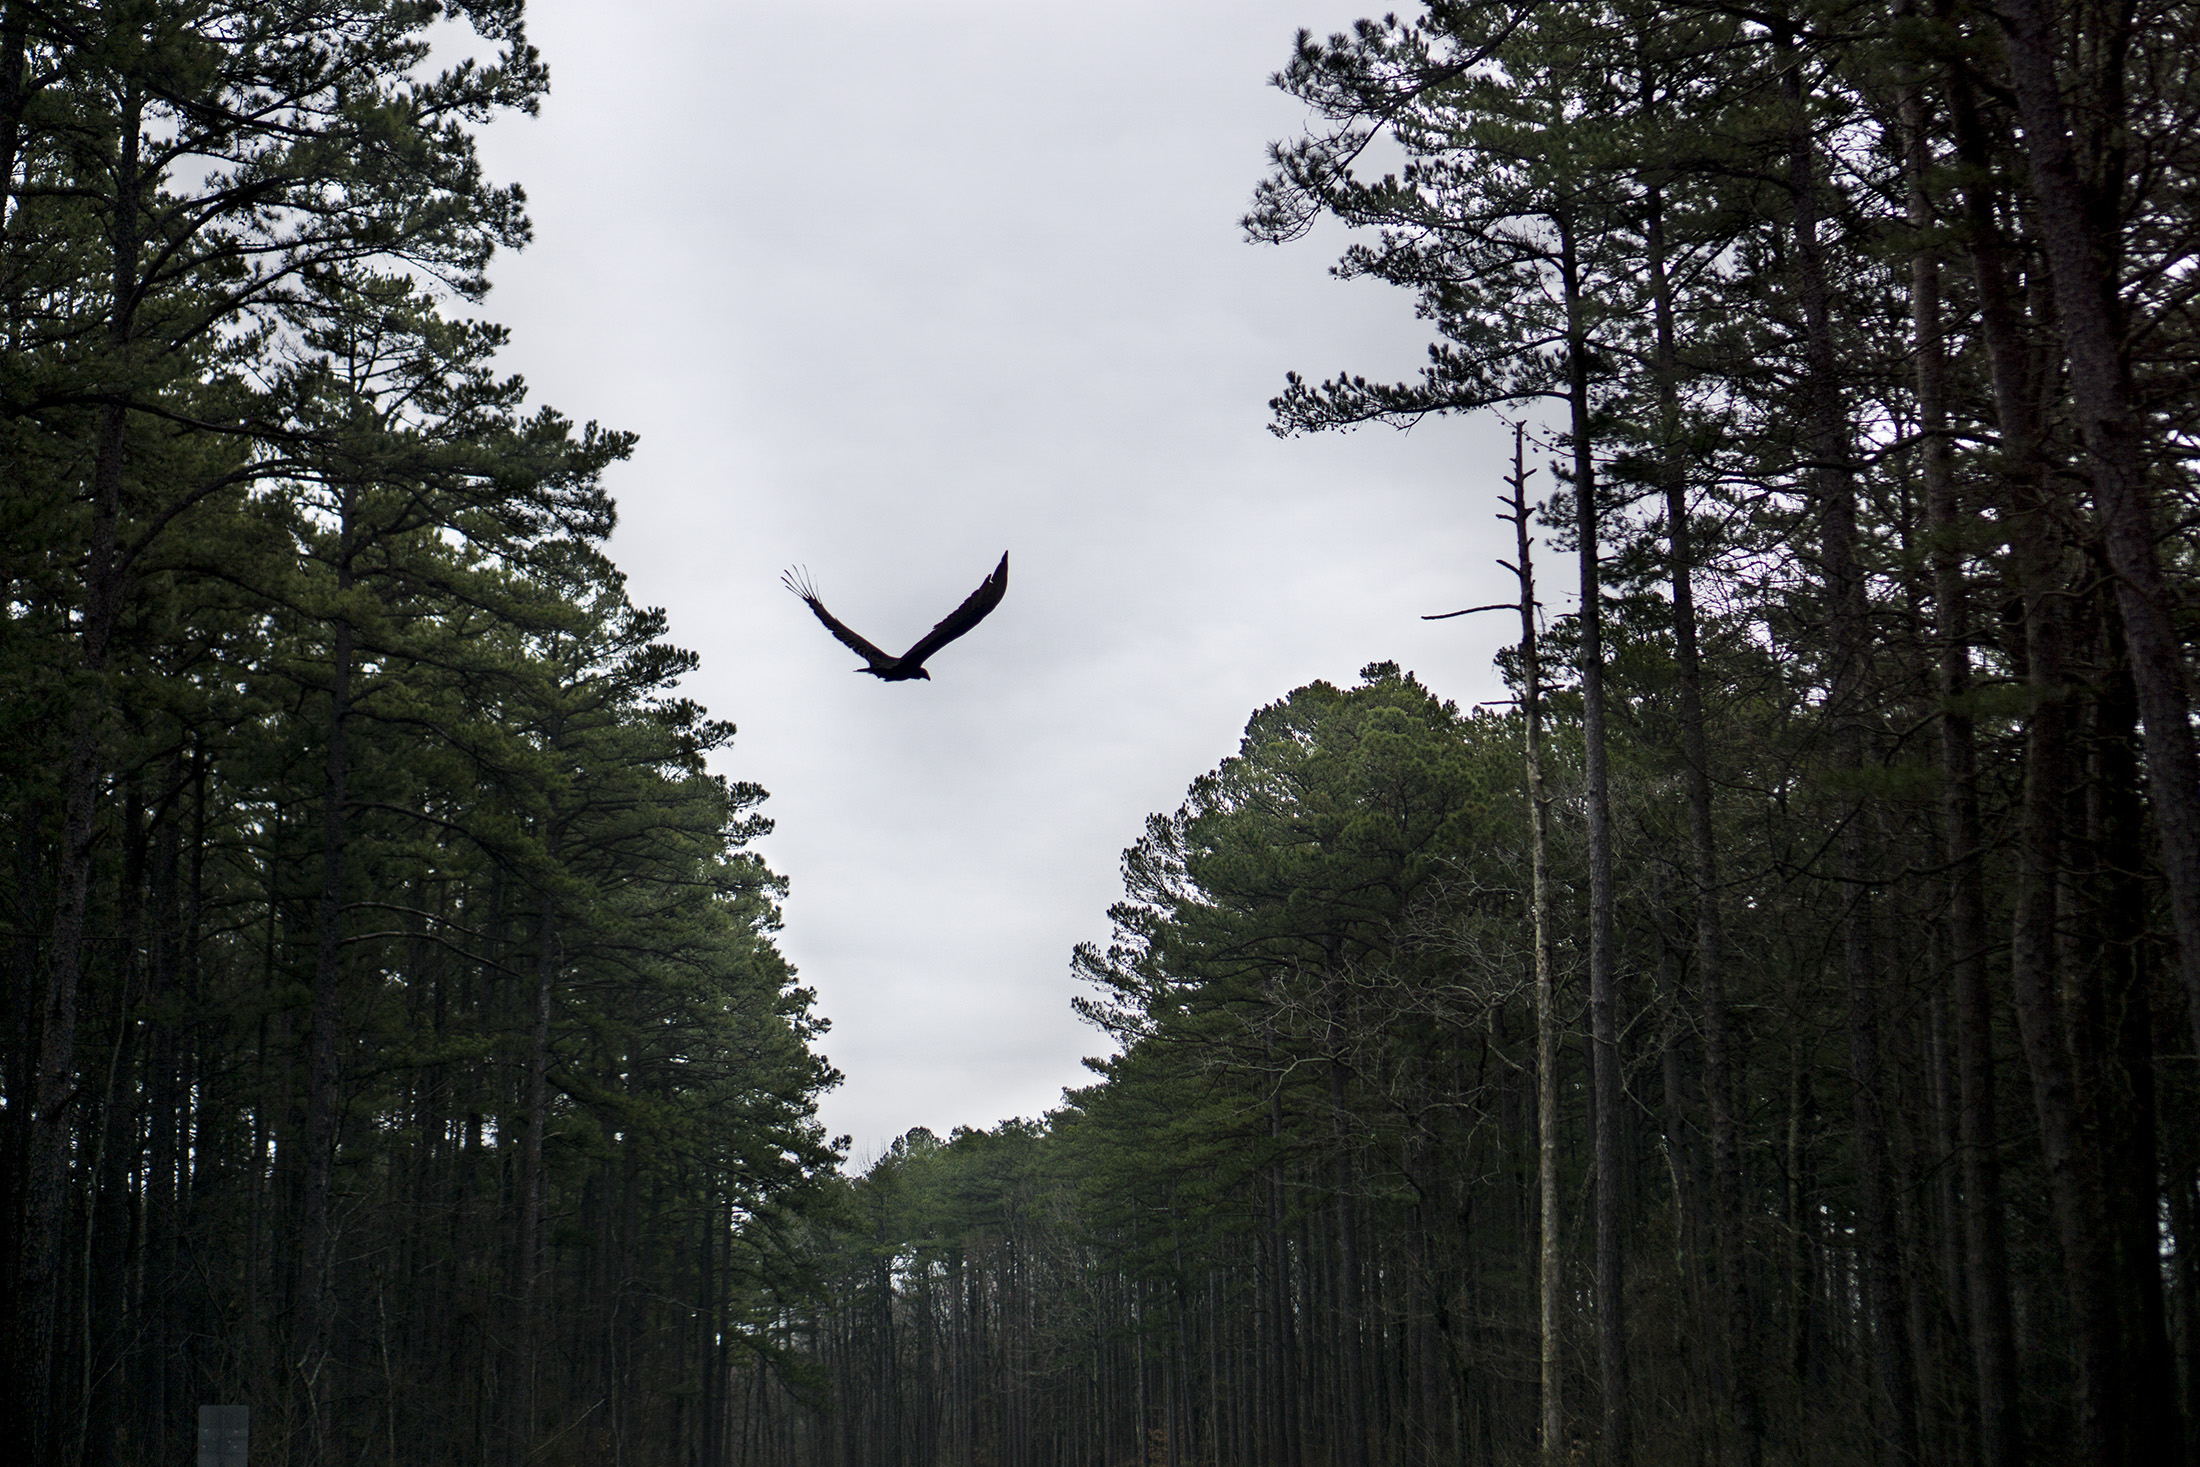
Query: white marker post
xmin=197 ymin=1405 xmax=248 ymax=1467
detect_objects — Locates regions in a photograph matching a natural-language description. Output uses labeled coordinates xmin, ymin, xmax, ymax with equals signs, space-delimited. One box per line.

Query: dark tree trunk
xmin=23 ymin=80 xmax=142 ymax=1467
xmin=1937 ymin=47 xmax=2040 ymax=1467
xmin=1269 ymin=1090 xmax=1303 ymax=1467
xmin=2005 ymin=491 xmax=2122 ymax=1467
xmin=513 ymin=887 xmax=558 ymax=1462
xmin=1557 ymin=202 xmax=1628 ymax=1467
xmin=1942 ymin=33 xmax=2130 ymax=1466
xmin=1647 ymin=176 xmax=1759 ymax=1467
xmin=1782 ymin=29 xmax=1916 ymax=1460
xmin=2169 ymin=1132 xmax=2200 ymax=1467
xmin=76 ymin=787 xmax=147 ymax=1467
xmin=2083 ymin=598 xmax=2184 ymax=1466
xmin=1992 ymin=0 xmax=2200 ymax=1072
xmin=298 ymin=492 xmax=357 ymax=1388
xmin=140 ymin=775 xmax=184 ymax=1460
xmin=1503 ymin=423 xmax=1565 ymax=1465
xmin=1330 ymin=1051 xmax=1371 ymax=1467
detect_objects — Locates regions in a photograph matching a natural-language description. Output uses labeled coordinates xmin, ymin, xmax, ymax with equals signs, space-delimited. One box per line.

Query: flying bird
xmin=781 ymin=552 xmax=1008 ymax=681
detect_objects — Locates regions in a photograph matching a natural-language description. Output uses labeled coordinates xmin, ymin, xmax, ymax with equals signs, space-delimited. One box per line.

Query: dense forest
xmin=0 ymin=6 xmax=839 ymax=1466
xmin=8 ymin=1 xmax=2200 ymax=1467
xmin=722 ymin=3 xmax=2200 ymax=1467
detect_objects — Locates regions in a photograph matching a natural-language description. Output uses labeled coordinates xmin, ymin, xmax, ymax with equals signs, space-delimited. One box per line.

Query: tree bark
xmin=1269 ymin=1089 xmax=1303 ymax=1467
xmin=513 ymin=887 xmax=558 ymax=1462
xmin=2082 ymin=598 xmax=2184 ymax=1466
xmin=1909 ymin=54 xmax=2027 ymax=1467
xmin=1992 ymin=0 xmax=2200 ymax=1070
xmin=141 ymin=772 xmax=183 ymax=1458
xmin=22 ymin=77 xmax=140 ymax=1467
xmin=298 ymin=481 xmax=358 ymax=1384
xmin=2004 ymin=489 xmax=2123 ymax=1467
xmin=1329 ymin=1045 xmax=1371 ymax=1467
xmin=74 ymin=785 xmax=146 ymax=1467
xmin=1646 ymin=176 xmax=1760 ymax=1467
xmin=1555 ymin=203 xmax=1628 ymax=1467
xmin=1505 ymin=422 xmax=1566 ymax=1466
xmin=1781 ymin=27 xmax=1917 ymax=1462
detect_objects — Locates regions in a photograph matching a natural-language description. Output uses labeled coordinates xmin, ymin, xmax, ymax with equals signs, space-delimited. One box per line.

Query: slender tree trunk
xmin=298 ymin=487 xmax=358 ymax=1390
xmin=1269 ymin=1090 xmax=1302 ymax=1467
xmin=1920 ymin=977 xmax=1971 ymax=1465
xmin=1919 ymin=52 xmax=2028 ymax=1467
xmin=1557 ymin=203 xmax=1627 ymax=1467
xmin=1329 ymin=1042 xmax=1371 ymax=1467
xmin=1504 ymin=424 xmax=1565 ymax=1466
xmin=74 ymin=787 xmax=146 ymax=1467
xmin=142 ymin=778 xmax=183 ymax=1460
xmin=1783 ymin=1000 xmax=1817 ymax=1392
xmin=1991 ymin=0 xmax=2200 ymax=1071
xmin=2168 ymin=1137 xmax=2200 ymax=1467
xmin=1645 ymin=177 xmax=1759 ymax=1467
xmin=2004 ymin=492 xmax=2123 ymax=1467
xmin=1896 ymin=58 xmax=1975 ymax=1467
xmin=2085 ymin=601 xmax=2184 ymax=1466
xmin=1781 ymin=28 xmax=1916 ymax=1462
xmin=514 ymin=886 xmax=558 ymax=1462
xmin=23 ymin=79 xmax=141 ymax=1467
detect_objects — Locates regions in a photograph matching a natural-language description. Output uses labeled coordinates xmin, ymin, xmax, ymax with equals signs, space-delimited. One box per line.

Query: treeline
xmin=739 ymin=2 xmax=2200 ymax=1467
xmin=0 ymin=7 xmax=837 ymax=1467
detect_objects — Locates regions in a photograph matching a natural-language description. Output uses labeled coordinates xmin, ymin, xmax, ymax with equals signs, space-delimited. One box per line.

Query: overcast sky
xmin=472 ymin=0 xmax=1528 ymax=1159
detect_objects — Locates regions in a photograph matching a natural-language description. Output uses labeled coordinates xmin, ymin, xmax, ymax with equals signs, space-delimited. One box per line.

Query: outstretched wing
xmin=782 ymin=567 xmax=896 ymax=670
xmin=899 ymin=552 xmax=1009 ymax=667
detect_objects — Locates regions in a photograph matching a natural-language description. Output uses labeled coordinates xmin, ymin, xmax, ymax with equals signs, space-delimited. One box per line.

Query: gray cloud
xmin=476 ymin=0 xmax=1525 ymax=1155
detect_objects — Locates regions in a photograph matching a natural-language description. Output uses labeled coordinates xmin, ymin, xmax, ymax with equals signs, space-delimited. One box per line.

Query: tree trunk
xmin=514 ymin=887 xmax=558 ymax=1461
xmin=1941 ymin=40 xmax=2129 ymax=1466
xmin=1330 ymin=1047 xmax=1371 ymax=1467
xmin=1269 ymin=1090 xmax=1303 ymax=1467
xmin=2083 ymin=597 xmax=2183 ymax=1466
xmin=1992 ymin=0 xmax=2200 ymax=1070
xmin=1505 ymin=423 xmax=1565 ymax=1466
xmin=1647 ymin=176 xmax=1759 ymax=1467
xmin=141 ymin=775 xmax=184 ymax=1460
xmin=22 ymin=79 xmax=142 ymax=1467
xmin=75 ymin=786 xmax=146 ymax=1467
xmin=1557 ymin=202 xmax=1628 ymax=1467
xmin=2168 ymin=1132 xmax=2200 ymax=1467
xmin=2006 ymin=485 xmax=2123 ymax=1467
xmin=298 ymin=487 xmax=357 ymax=1387
xmin=1921 ymin=54 xmax=2028 ymax=1467
xmin=1782 ymin=29 xmax=1916 ymax=1461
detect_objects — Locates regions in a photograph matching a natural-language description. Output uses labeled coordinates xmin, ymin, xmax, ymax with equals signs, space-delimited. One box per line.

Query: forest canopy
xmin=0 ymin=5 xmax=838 ymax=1465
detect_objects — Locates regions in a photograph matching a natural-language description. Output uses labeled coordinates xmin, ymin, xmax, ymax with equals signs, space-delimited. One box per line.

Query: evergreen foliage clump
xmin=0 ymin=7 xmax=838 ymax=1465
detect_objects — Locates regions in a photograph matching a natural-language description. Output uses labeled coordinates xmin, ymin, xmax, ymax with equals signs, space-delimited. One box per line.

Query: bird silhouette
xmin=782 ymin=552 xmax=1008 ymax=681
